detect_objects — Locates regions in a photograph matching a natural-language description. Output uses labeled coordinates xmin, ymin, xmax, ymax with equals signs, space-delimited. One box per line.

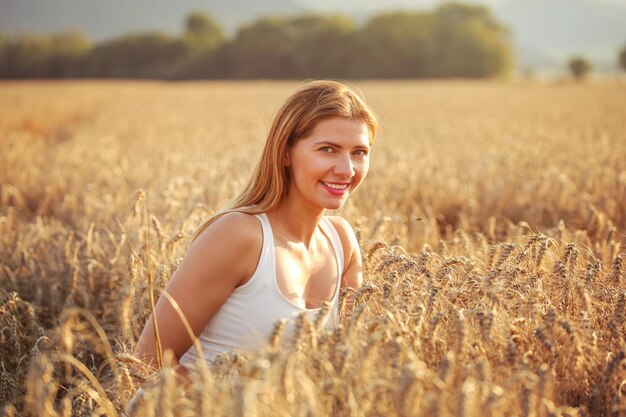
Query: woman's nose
xmin=334 ymin=153 xmax=355 ymax=177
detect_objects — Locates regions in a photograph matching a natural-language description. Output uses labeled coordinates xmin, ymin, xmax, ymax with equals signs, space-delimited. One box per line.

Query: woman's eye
xmin=320 ymin=146 xmax=333 ymax=153
xmin=353 ymin=149 xmax=368 ymax=157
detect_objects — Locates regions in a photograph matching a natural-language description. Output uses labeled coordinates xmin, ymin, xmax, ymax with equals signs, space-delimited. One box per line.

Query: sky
xmin=296 ymin=0 xmax=625 ymax=13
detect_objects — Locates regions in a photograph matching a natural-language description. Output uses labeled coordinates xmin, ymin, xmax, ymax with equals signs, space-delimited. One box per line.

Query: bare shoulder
xmin=326 ymin=216 xmax=359 ymax=267
xmin=188 ymin=211 xmax=263 ymax=283
xmin=193 ymin=211 xmax=262 ymax=249
xmin=326 ymin=215 xmax=358 ymax=245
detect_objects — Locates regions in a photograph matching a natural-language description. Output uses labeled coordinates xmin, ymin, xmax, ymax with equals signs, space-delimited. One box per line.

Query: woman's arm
xmin=329 ymin=216 xmax=363 ymax=290
xmin=328 ymin=216 xmax=363 ymax=315
xmin=134 ymin=212 xmax=262 ymax=373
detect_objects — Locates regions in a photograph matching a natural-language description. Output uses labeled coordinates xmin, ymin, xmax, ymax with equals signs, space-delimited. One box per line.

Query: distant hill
xmin=1 ymin=0 xmax=625 ymax=72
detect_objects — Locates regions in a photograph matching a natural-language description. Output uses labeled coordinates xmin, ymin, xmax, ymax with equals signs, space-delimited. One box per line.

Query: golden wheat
xmin=0 ymin=80 xmax=625 ymax=416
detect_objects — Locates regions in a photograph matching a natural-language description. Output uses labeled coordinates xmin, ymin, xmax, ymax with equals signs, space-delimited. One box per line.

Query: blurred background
xmin=0 ymin=0 xmax=625 ymax=80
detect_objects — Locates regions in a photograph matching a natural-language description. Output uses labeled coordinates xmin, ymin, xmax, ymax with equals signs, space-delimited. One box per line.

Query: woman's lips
xmin=320 ymin=181 xmax=349 ymax=196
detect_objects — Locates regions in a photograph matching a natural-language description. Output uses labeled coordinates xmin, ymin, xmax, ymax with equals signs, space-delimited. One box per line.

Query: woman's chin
xmin=322 ymin=199 xmax=347 ymax=211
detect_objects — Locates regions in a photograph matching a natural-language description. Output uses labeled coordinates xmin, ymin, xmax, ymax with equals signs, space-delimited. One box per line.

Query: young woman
xmin=133 ymin=80 xmax=377 ymax=379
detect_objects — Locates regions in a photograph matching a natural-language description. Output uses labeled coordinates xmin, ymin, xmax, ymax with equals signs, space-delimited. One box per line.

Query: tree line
xmin=0 ymin=3 xmax=516 ymax=80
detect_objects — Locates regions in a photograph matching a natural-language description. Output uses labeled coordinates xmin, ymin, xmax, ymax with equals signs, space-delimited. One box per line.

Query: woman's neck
xmin=266 ymin=198 xmax=325 ymax=247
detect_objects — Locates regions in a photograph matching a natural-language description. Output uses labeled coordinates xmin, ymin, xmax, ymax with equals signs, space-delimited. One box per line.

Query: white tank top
xmin=179 ymin=213 xmax=344 ymax=369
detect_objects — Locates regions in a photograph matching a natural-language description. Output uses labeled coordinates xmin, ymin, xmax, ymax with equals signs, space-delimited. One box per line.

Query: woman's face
xmin=285 ymin=117 xmax=371 ymax=211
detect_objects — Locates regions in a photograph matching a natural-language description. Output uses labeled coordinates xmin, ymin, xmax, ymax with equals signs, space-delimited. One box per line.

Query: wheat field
xmin=0 ymin=80 xmax=625 ymax=416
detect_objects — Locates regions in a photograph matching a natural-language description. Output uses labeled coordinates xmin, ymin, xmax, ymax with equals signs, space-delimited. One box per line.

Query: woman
xmin=133 ymin=80 xmax=377 ymax=381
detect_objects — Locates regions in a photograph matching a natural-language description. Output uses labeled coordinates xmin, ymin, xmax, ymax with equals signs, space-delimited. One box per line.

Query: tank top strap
xmin=254 ymin=212 xmax=275 ymax=273
xmin=254 ymin=212 xmax=272 ymax=242
xmin=233 ymin=213 xmax=274 ymax=292
xmin=319 ymin=216 xmax=345 ymax=282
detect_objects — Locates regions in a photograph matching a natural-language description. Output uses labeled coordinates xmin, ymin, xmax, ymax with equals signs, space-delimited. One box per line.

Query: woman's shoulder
xmin=325 ymin=215 xmax=355 ymax=238
xmin=325 ymin=216 xmax=358 ymax=262
xmin=189 ymin=211 xmax=264 ymax=285
xmin=193 ymin=211 xmax=263 ymax=256
xmin=211 ymin=211 xmax=263 ymax=230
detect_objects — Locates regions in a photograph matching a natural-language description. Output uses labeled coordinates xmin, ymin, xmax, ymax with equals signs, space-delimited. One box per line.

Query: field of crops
xmin=1 ymin=80 xmax=625 ymax=416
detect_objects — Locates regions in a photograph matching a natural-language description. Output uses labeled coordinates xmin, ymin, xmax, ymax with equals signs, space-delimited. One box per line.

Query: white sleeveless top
xmin=179 ymin=213 xmax=344 ymax=369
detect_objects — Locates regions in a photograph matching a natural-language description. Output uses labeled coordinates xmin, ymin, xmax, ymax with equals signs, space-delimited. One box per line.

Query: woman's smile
xmin=320 ymin=181 xmax=350 ymax=196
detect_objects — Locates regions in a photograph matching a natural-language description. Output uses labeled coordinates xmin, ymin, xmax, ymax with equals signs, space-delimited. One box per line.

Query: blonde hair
xmin=190 ymin=80 xmax=378 ymax=243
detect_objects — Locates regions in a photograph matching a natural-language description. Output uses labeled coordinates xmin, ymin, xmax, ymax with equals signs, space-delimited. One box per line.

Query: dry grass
xmin=0 ymin=80 xmax=625 ymax=417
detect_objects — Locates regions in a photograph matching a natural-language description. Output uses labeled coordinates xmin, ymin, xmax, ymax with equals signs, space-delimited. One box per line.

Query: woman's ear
xmin=284 ymin=150 xmax=290 ymax=166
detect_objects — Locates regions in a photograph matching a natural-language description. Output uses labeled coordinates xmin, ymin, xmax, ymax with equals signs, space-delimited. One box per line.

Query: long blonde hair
xmin=190 ymin=80 xmax=378 ymax=243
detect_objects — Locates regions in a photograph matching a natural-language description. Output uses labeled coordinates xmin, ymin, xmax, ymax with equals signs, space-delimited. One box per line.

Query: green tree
xmin=0 ymin=30 xmax=92 ymax=78
xmin=223 ymin=17 xmax=293 ymax=78
xmin=183 ymin=11 xmax=225 ymax=55
xmin=618 ymin=44 xmax=626 ymax=73
xmin=86 ymin=32 xmax=187 ymax=78
xmin=429 ymin=2 xmax=513 ymax=77
xmin=224 ymin=15 xmax=355 ymax=79
xmin=568 ymin=56 xmax=592 ymax=80
xmin=357 ymin=12 xmax=434 ymax=78
xmin=287 ymin=15 xmax=356 ymax=78
xmin=0 ymin=31 xmax=7 ymax=77
xmin=46 ymin=30 xmax=92 ymax=77
xmin=0 ymin=34 xmax=52 ymax=78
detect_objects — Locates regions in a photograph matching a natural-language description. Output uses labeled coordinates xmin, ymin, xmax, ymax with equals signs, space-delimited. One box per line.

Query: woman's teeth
xmin=322 ymin=181 xmax=348 ymax=190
